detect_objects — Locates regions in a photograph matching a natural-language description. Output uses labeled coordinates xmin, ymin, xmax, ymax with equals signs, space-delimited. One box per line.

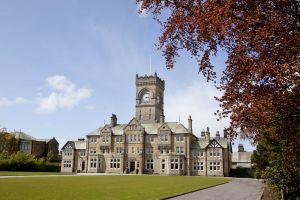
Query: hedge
xmin=0 ymin=151 xmax=60 ymax=172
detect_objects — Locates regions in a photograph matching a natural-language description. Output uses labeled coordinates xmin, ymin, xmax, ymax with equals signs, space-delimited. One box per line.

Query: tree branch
xmin=291 ymin=0 xmax=300 ymax=24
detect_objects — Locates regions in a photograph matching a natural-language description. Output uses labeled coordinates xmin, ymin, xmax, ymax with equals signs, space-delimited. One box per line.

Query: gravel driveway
xmin=167 ymin=178 xmax=263 ymax=200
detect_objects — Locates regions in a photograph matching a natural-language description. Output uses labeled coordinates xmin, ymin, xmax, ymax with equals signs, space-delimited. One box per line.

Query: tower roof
xmin=136 ymin=73 xmax=165 ymax=89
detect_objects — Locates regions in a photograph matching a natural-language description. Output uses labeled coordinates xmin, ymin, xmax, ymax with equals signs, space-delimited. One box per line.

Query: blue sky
xmin=0 ymin=0 xmax=255 ymax=151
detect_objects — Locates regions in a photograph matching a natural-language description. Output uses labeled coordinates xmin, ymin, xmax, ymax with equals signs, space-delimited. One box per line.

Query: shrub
xmin=0 ymin=151 xmax=60 ymax=172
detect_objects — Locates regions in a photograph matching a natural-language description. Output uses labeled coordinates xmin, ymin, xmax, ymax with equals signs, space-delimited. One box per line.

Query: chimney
xmin=205 ymin=127 xmax=210 ymax=143
xmin=111 ymin=114 xmax=117 ymax=127
xmin=188 ymin=115 xmax=192 ymax=133
xmin=201 ymin=129 xmax=205 ymax=137
xmin=238 ymin=144 xmax=245 ymax=152
xmin=216 ymin=131 xmax=220 ymax=139
xmin=160 ymin=113 xmax=165 ymax=123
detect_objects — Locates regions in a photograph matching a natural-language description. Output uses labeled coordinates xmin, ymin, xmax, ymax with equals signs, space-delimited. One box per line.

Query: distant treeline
xmin=0 ymin=151 xmax=60 ymax=172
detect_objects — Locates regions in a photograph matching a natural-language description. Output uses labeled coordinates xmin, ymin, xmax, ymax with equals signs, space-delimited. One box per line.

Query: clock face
xmin=142 ymin=92 xmax=150 ymax=103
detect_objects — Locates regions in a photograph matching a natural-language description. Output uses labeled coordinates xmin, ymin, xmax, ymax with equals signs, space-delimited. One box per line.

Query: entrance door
xmin=82 ymin=161 xmax=85 ymax=171
xmin=130 ymin=161 xmax=135 ymax=172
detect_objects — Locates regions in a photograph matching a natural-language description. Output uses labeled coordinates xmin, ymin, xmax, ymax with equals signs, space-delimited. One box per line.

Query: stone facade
xmin=231 ymin=144 xmax=252 ymax=169
xmin=61 ymin=74 xmax=232 ymax=176
xmin=11 ymin=131 xmax=59 ymax=161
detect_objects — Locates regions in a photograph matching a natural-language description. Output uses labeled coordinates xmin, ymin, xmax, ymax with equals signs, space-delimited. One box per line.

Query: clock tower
xmin=135 ymin=73 xmax=165 ymax=123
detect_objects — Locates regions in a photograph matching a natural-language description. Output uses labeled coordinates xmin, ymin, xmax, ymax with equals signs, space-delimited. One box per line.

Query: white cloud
xmin=165 ymin=80 xmax=229 ymax=137
xmin=36 ymin=75 xmax=91 ymax=113
xmin=0 ymin=97 xmax=31 ymax=108
xmin=136 ymin=2 xmax=149 ymax=18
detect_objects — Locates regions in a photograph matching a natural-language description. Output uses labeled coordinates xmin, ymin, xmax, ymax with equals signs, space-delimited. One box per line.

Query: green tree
xmin=252 ymin=86 xmax=300 ymax=199
xmin=0 ymin=132 xmax=19 ymax=155
xmin=46 ymin=151 xmax=54 ymax=162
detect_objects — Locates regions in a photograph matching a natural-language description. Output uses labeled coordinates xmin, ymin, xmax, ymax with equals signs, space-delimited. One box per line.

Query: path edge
xmin=256 ymin=181 xmax=265 ymax=200
xmin=161 ymin=180 xmax=231 ymax=200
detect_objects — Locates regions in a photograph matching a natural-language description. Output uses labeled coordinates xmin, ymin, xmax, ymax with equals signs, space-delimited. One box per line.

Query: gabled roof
xmin=62 ymin=141 xmax=75 ymax=150
xmin=207 ymin=139 xmax=222 ymax=148
xmin=167 ymin=122 xmax=190 ymax=134
xmin=112 ymin=124 xmax=127 ymax=135
xmin=192 ymin=137 xmax=229 ymax=149
xmin=158 ymin=123 xmax=172 ymax=132
xmin=87 ymin=121 xmax=191 ymax=136
xmin=215 ymin=137 xmax=229 ymax=148
xmin=87 ymin=124 xmax=127 ymax=136
xmin=141 ymin=122 xmax=190 ymax=135
xmin=140 ymin=123 xmax=161 ymax=134
xmin=87 ymin=126 xmax=103 ymax=136
xmin=100 ymin=124 xmax=112 ymax=133
xmin=61 ymin=140 xmax=86 ymax=150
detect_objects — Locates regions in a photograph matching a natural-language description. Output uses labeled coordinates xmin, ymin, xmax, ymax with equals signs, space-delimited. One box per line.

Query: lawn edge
xmin=161 ymin=179 xmax=231 ymax=200
xmin=0 ymin=171 xmax=74 ymax=177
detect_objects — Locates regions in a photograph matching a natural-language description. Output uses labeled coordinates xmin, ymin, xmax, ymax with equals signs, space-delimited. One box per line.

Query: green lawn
xmin=0 ymin=171 xmax=73 ymax=176
xmin=0 ymin=175 xmax=230 ymax=200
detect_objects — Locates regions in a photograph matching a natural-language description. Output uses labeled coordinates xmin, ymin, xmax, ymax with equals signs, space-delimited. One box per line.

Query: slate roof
xmin=215 ymin=137 xmax=229 ymax=148
xmin=191 ymin=137 xmax=229 ymax=149
xmin=112 ymin=124 xmax=127 ymax=135
xmin=140 ymin=123 xmax=161 ymax=134
xmin=37 ymin=139 xmax=51 ymax=143
xmin=86 ymin=122 xmax=190 ymax=136
xmin=163 ymin=122 xmax=190 ymax=134
xmin=62 ymin=140 xmax=86 ymax=150
xmin=37 ymin=138 xmax=58 ymax=143
xmin=141 ymin=122 xmax=190 ymax=135
xmin=11 ymin=131 xmax=37 ymax=141
xmin=87 ymin=127 xmax=103 ymax=136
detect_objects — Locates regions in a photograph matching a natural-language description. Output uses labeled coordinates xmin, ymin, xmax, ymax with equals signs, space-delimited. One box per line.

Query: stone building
xmin=10 ymin=130 xmax=59 ymax=161
xmin=60 ymin=138 xmax=86 ymax=172
xmin=231 ymin=144 xmax=253 ymax=169
xmin=61 ymin=74 xmax=232 ymax=176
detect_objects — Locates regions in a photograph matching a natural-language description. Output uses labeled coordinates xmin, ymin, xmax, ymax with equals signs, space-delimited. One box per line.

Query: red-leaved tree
xmin=136 ymin=0 xmax=300 ymax=198
xmin=137 ymin=0 xmax=300 ymax=141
